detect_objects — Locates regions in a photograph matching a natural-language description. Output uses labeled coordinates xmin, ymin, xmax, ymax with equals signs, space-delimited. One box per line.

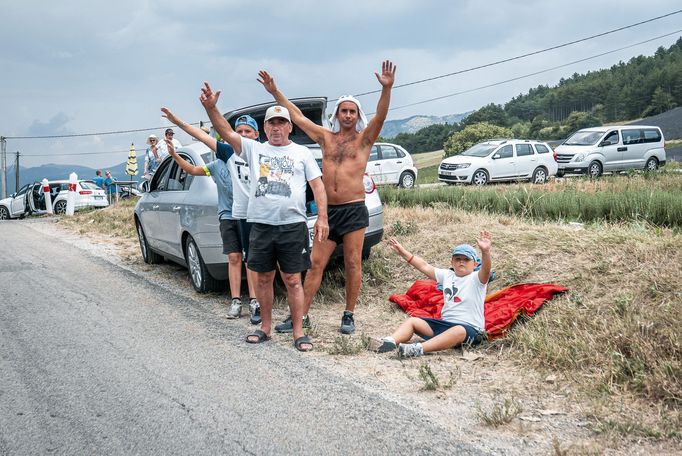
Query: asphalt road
xmin=0 ymin=221 xmax=486 ymax=455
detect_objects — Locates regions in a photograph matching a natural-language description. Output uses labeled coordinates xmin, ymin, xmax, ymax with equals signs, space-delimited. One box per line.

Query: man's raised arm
xmin=362 ymin=60 xmax=396 ymax=146
xmin=161 ymin=107 xmax=218 ymax=152
xmin=199 ymin=82 xmax=243 ymax=154
xmin=258 ymin=71 xmax=327 ymax=146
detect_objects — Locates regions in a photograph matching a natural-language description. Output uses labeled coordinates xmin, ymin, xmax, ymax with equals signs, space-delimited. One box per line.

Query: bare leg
xmin=391 ymin=317 xmax=434 ymax=344
xmin=251 ymin=270 xmax=275 ymax=338
xmin=227 ymin=252 xmax=243 ymax=298
xmin=281 ymin=272 xmax=312 ymax=349
xmin=421 ymin=326 xmax=467 ymax=353
xmin=302 ymin=238 xmax=337 ymax=315
xmin=341 ymin=228 xmax=366 ymax=312
xmin=246 ymin=267 xmax=257 ymax=299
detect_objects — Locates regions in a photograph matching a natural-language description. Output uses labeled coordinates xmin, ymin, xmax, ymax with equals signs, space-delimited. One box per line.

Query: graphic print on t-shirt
xmin=255 ymin=154 xmax=293 ymax=198
xmin=443 ymin=285 xmax=462 ymax=304
xmin=234 ymin=157 xmax=250 ymax=185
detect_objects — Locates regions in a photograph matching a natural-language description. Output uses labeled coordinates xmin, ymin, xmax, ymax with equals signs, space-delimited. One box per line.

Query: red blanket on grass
xmin=388 ymin=280 xmax=568 ymax=339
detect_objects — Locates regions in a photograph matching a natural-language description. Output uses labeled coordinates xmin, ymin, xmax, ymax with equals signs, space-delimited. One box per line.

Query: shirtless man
xmin=258 ymin=60 xmax=396 ymax=334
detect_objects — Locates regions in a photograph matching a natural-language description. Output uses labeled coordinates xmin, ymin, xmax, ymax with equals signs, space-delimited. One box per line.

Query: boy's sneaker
xmin=227 ymin=297 xmax=242 ymax=319
xmin=340 ymin=311 xmax=355 ymax=334
xmin=275 ymin=314 xmax=311 ymax=333
xmin=249 ymin=299 xmax=261 ymax=325
xmin=398 ymin=343 xmax=424 ymax=358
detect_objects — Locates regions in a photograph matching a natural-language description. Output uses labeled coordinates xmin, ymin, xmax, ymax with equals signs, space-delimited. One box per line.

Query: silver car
xmin=134 ymin=98 xmax=384 ymax=293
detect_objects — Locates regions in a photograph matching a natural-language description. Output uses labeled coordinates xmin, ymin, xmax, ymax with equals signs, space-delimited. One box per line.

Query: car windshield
xmin=461 ymin=144 xmax=499 ymax=157
xmin=564 ymin=131 xmax=603 ymax=146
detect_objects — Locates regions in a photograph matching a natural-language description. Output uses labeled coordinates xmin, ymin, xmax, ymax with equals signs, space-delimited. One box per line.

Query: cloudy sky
xmin=1 ymin=0 xmax=681 ymax=170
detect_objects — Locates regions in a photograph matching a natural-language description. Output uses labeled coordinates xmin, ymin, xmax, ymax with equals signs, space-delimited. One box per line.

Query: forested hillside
xmin=389 ymin=38 xmax=682 ymax=153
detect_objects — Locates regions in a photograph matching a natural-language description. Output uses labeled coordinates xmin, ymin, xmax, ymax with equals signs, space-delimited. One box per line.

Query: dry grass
xmin=412 ymin=149 xmax=444 ymax=169
xmin=51 ymin=196 xmax=682 ymax=448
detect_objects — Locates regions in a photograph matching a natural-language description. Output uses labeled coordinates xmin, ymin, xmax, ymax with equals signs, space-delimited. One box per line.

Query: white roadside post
xmin=66 ymin=172 xmax=77 ymax=216
xmin=42 ymin=178 xmax=53 ymax=215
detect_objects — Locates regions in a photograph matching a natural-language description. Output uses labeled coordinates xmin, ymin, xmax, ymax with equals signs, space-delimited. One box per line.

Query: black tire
xmin=136 ymin=220 xmax=163 ymax=264
xmin=556 ymin=170 xmax=565 ymax=178
xmin=398 ymin=171 xmax=415 ymax=188
xmin=361 ymin=245 xmax=371 ymax=260
xmin=644 ymin=157 xmax=659 ymax=172
xmin=588 ymin=161 xmax=602 ymax=178
xmin=54 ymin=200 xmax=67 ymax=214
xmin=531 ymin=167 xmax=548 ymax=184
xmin=185 ymin=235 xmax=222 ymax=293
xmin=471 ymin=169 xmax=489 ymax=186
xmin=0 ymin=206 xmax=9 ymax=220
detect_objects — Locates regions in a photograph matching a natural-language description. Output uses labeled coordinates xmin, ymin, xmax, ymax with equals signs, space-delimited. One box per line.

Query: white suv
xmin=438 ymin=139 xmax=558 ymax=185
xmin=366 ymin=143 xmax=418 ymax=188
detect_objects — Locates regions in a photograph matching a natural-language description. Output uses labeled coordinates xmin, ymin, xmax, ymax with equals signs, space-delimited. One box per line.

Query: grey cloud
xmin=26 ymin=113 xmax=75 ymax=137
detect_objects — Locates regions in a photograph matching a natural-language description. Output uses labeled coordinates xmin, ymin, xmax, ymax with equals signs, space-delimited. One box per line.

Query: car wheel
xmin=531 ymin=167 xmax=548 ymax=184
xmin=185 ymin=235 xmax=222 ymax=293
xmin=588 ymin=161 xmax=602 ymax=178
xmin=471 ymin=169 xmax=489 ymax=186
xmin=136 ymin=220 xmax=163 ymax=264
xmin=361 ymin=245 xmax=371 ymax=260
xmin=398 ymin=171 xmax=415 ymax=188
xmin=54 ymin=200 xmax=67 ymax=214
xmin=556 ymin=170 xmax=565 ymax=178
xmin=644 ymin=157 xmax=658 ymax=172
xmin=0 ymin=206 xmax=9 ymax=220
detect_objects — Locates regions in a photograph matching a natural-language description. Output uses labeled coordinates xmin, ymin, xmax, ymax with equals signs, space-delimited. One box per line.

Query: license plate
xmin=95 ymin=196 xmax=103 ymax=200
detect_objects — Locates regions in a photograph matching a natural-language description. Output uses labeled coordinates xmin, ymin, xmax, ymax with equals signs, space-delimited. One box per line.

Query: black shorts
xmin=239 ymin=219 xmax=253 ymax=262
xmin=247 ymin=222 xmax=311 ymax=273
xmin=417 ymin=318 xmax=485 ymax=347
xmin=327 ymin=201 xmax=369 ymax=244
xmin=219 ymin=219 xmax=242 ymax=255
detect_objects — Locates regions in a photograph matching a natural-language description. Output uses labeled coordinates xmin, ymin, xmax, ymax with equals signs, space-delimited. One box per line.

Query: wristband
xmin=406 ymin=255 xmax=414 ymax=264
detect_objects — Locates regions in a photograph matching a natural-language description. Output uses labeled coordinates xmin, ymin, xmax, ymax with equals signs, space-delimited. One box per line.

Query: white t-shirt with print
xmin=228 ymin=153 xmax=250 ymax=219
xmin=435 ymin=268 xmax=487 ymax=331
xmin=239 ymin=137 xmax=322 ymax=225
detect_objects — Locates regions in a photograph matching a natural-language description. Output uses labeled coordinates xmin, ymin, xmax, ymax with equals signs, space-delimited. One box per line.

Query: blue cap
xmin=451 ymin=244 xmax=481 ymax=271
xmin=234 ymin=114 xmax=258 ymax=132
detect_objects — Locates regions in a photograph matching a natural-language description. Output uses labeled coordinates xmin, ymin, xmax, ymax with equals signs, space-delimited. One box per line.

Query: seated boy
xmin=374 ymin=231 xmax=492 ymax=358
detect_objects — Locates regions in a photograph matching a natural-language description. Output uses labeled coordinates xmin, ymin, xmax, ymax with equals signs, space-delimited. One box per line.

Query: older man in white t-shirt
xmin=200 ymin=82 xmax=328 ymax=352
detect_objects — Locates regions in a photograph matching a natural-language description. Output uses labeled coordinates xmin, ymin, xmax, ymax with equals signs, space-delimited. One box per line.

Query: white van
xmin=555 ymin=125 xmax=666 ymax=177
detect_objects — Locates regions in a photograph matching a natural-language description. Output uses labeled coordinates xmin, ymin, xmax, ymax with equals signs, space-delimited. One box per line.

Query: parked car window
xmin=395 ymin=147 xmax=406 ymax=158
xmin=642 ymin=128 xmax=662 ymax=143
xmin=622 ymin=129 xmax=642 ymax=145
xmin=462 ymin=143 xmax=499 ymax=157
xmin=150 ymin=160 xmax=174 ymax=192
xmin=515 ymin=144 xmax=534 ymax=157
xmin=379 ymin=145 xmax=398 ymax=160
xmin=603 ymin=130 xmax=619 ymax=145
xmin=80 ymin=181 xmax=101 ymax=190
xmin=369 ymin=145 xmax=379 ymax=162
xmin=496 ymin=145 xmax=513 ymax=159
xmin=565 ymin=131 xmax=603 ymax=146
xmin=534 ymin=143 xmax=550 ymax=154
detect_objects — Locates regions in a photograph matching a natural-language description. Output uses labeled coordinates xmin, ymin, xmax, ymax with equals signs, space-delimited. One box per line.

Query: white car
xmin=367 ymin=143 xmax=418 ymax=188
xmin=0 ymin=180 xmax=109 ymax=220
xmin=554 ymin=125 xmax=666 ymax=177
xmin=438 ymin=139 xmax=558 ymax=185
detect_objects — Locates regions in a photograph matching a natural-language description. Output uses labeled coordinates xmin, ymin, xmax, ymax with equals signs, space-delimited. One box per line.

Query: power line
xmin=371 ymin=29 xmax=682 ymax=115
xmin=346 ymin=9 xmax=682 ymax=100
xmin=21 ymin=149 xmax=144 ymax=157
xmin=4 ymin=9 xmax=681 ymax=141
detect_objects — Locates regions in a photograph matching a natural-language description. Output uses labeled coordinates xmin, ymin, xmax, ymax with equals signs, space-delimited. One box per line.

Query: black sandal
xmin=246 ymin=329 xmax=271 ymax=344
xmin=294 ymin=336 xmax=313 ymax=352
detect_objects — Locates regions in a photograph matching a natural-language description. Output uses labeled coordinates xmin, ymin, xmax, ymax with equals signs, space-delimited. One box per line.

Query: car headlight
xmin=455 ymin=163 xmax=470 ymax=169
xmin=573 ymin=154 xmax=586 ymax=162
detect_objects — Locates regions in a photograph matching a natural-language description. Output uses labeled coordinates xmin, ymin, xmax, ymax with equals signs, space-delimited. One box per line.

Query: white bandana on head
xmin=331 ymin=95 xmax=369 ymax=133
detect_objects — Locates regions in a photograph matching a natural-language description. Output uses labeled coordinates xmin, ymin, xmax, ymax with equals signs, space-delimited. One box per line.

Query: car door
xmin=377 ymin=144 xmax=401 ymax=184
xmin=514 ymin=143 xmax=536 ymax=178
xmin=155 ymin=159 xmax=190 ymax=258
xmin=489 ymin=145 xmax=515 ymax=180
xmin=599 ymin=130 xmax=622 ymax=171
xmin=10 ymin=184 xmax=30 ymax=217
xmin=138 ymin=159 xmax=174 ymax=250
xmin=365 ymin=145 xmax=383 ymax=183
xmin=621 ymin=128 xmax=645 ymax=169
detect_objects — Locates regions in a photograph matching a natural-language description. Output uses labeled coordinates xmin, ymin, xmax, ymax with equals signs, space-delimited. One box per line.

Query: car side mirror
xmin=492 ymin=154 xmax=501 ymax=160
xmin=600 ymin=140 xmax=613 ymax=147
xmin=139 ymin=181 xmax=150 ymax=193
xmin=10 ymin=193 xmax=16 ymax=198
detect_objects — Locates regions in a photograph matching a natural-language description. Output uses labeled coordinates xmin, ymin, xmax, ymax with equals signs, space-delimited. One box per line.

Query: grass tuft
xmin=476 ymin=395 xmax=523 ymax=427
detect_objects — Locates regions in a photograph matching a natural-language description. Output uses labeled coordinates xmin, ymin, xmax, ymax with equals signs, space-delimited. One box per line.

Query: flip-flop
xmin=246 ymin=330 xmax=271 ymax=344
xmin=294 ymin=336 xmax=313 ymax=352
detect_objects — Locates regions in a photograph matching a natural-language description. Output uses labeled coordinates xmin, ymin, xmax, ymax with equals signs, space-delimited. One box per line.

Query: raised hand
xmin=164 ymin=138 xmax=176 ymax=155
xmin=375 ymin=60 xmax=396 ymax=88
xmin=476 ymin=230 xmax=492 ymax=253
xmin=388 ymin=237 xmax=407 ymax=257
xmin=161 ymin=107 xmax=180 ymax=126
xmin=257 ymin=70 xmax=277 ymax=94
xmin=199 ymin=81 xmax=221 ymax=110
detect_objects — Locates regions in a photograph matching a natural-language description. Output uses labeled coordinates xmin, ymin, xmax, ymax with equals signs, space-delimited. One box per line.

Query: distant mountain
xmin=5 ymin=155 xmax=144 ymax=191
xmin=380 ymin=112 xmax=473 ymax=138
xmin=627 ymin=106 xmax=682 ymax=140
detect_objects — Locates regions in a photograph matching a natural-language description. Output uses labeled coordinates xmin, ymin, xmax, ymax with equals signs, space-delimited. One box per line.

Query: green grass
xmin=416 ymin=164 xmax=438 ymax=184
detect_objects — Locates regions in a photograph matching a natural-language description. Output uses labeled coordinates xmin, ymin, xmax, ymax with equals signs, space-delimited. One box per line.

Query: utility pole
xmin=15 ymin=151 xmax=20 ymax=193
xmin=1 ymin=136 xmax=6 ymax=199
